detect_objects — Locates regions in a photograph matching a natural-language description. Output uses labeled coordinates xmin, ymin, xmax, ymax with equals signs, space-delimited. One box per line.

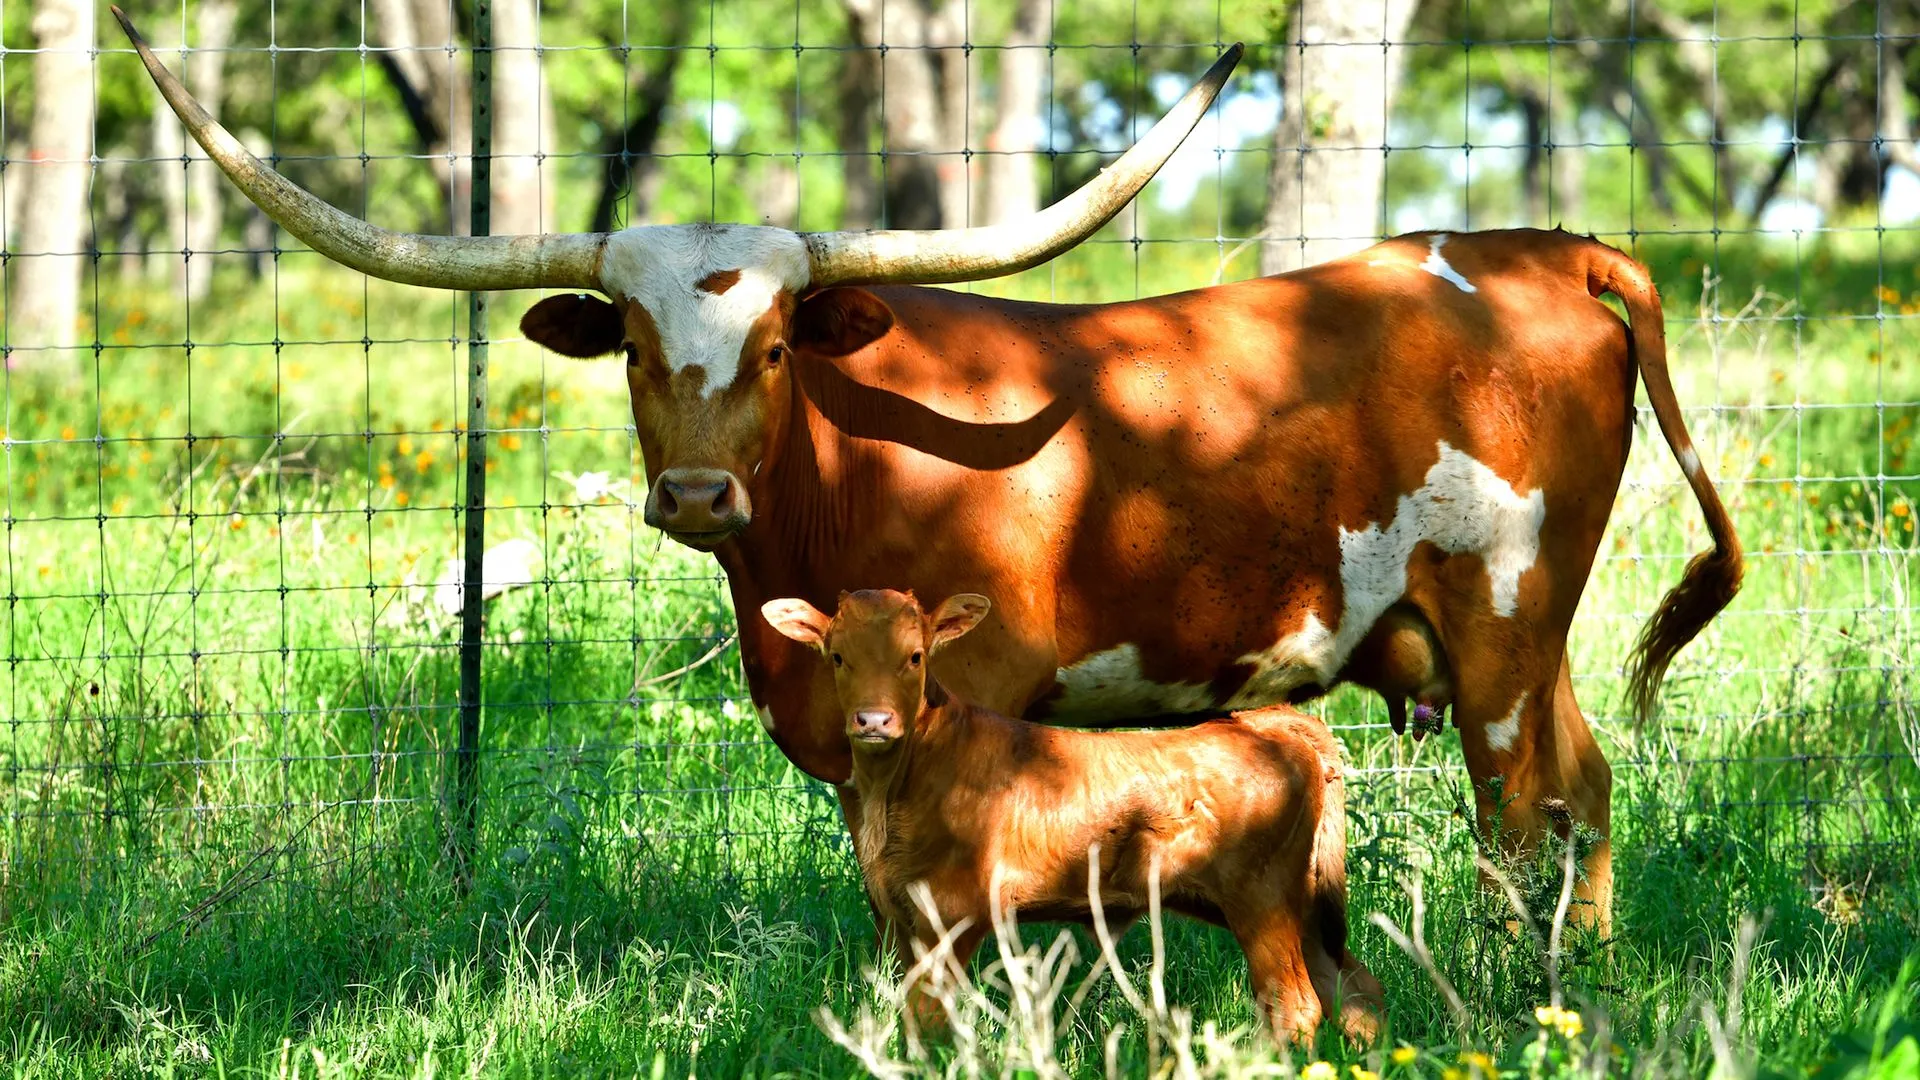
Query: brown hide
xmin=775 ymin=590 xmax=1382 ymax=1044
xmin=718 ymin=229 xmax=1742 ymax=931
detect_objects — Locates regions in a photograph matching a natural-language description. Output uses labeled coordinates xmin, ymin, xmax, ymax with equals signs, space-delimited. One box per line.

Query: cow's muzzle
xmin=645 ymin=467 xmax=751 ymax=549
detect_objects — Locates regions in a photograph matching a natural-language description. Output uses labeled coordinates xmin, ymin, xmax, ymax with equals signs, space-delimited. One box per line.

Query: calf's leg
xmin=1306 ymin=936 xmax=1384 ymax=1044
xmin=1227 ymin=906 xmax=1323 ymax=1044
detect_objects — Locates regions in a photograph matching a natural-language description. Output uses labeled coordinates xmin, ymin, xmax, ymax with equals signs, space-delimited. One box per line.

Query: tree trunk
xmin=13 ymin=0 xmax=95 ymax=371
xmin=588 ymin=0 xmax=692 ymax=232
xmin=372 ymin=0 xmax=475 ymax=233
xmin=489 ymin=0 xmax=552 ymax=234
xmin=151 ymin=0 xmax=236 ymax=302
xmin=1518 ymin=87 xmax=1547 ymax=226
xmin=1747 ymin=50 xmax=1846 ymax=227
xmin=1876 ymin=4 xmax=1920 ymax=179
xmin=982 ymin=0 xmax=1046 ymax=226
xmin=1550 ymin=97 xmax=1584 ymax=224
xmin=1259 ymin=0 xmax=1418 ymax=275
xmin=842 ymin=0 xmax=972 ymax=229
xmin=240 ymin=131 xmax=274 ymax=280
xmin=836 ymin=37 xmax=881 ymax=229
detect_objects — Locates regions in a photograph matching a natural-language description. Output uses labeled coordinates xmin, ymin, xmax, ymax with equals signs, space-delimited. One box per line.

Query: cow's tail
xmin=1586 ymin=243 xmax=1745 ymax=724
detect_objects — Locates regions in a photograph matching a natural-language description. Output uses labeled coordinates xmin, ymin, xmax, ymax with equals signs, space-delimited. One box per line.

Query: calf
xmin=762 ymin=589 xmax=1383 ymax=1043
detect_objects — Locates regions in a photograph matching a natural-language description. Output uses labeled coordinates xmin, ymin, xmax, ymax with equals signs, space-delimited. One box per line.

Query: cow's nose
xmin=850 ymin=709 xmax=897 ymax=740
xmin=659 ymin=477 xmax=728 ymax=518
xmin=646 ymin=468 xmax=750 ymax=545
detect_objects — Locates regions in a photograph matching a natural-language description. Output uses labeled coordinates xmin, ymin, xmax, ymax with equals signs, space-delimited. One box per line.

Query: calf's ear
xmin=761 ymin=598 xmax=832 ymax=649
xmin=521 ymin=294 xmax=624 ymax=358
xmin=930 ymin=593 xmax=991 ymax=649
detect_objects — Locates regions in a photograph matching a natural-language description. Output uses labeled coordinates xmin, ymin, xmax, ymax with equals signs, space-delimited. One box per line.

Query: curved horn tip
xmin=109 ymin=5 xmax=141 ymax=41
xmin=1209 ymin=43 xmax=1245 ymax=81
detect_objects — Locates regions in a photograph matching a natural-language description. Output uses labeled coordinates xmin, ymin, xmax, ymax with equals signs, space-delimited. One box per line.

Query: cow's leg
xmin=1451 ymin=646 xmax=1612 ymax=933
xmin=1540 ymin=653 xmax=1612 ymax=930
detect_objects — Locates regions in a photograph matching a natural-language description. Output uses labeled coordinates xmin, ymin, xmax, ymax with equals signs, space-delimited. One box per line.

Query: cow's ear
xmin=790 ymin=288 xmax=894 ymax=357
xmin=930 ymin=593 xmax=990 ymax=650
xmin=761 ymin=597 xmax=832 ymax=649
xmin=521 ymin=294 xmax=624 ymax=358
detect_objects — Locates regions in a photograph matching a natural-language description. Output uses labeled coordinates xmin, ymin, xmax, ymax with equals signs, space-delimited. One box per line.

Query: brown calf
xmin=763 ymin=589 xmax=1383 ymax=1044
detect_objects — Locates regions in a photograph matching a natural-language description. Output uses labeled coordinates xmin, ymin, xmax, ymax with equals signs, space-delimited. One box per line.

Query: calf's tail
xmin=1305 ymin=728 xmax=1351 ymax=965
xmin=1586 ymin=242 xmax=1745 ymax=724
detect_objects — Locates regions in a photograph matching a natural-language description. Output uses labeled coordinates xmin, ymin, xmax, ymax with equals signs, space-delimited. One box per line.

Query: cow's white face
xmin=520 ymin=224 xmax=895 ymax=550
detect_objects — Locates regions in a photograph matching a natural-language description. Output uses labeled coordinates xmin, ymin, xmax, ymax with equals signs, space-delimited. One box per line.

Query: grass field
xmin=1 ymin=232 xmax=1918 ymax=1077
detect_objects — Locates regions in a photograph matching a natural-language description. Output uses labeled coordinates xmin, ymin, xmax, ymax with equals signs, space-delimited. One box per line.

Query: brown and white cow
xmin=122 ymin=9 xmax=1741 ymax=928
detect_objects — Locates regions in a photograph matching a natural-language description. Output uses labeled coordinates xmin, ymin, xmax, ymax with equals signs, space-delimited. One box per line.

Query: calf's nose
xmin=851 ymin=709 xmax=896 ymax=737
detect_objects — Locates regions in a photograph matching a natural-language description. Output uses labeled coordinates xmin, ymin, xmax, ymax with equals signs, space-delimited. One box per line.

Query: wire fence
xmin=2 ymin=0 xmax=1917 ymax=931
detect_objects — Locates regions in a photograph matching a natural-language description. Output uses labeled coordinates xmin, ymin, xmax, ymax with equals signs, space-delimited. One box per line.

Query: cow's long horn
xmin=112 ymin=6 xmax=603 ymax=291
xmin=803 ymin=43 xmax=1242 ymax=288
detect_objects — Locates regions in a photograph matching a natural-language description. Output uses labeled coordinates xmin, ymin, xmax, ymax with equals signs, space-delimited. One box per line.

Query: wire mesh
xmin=1 ymin=0 xmax=1915 ymax=933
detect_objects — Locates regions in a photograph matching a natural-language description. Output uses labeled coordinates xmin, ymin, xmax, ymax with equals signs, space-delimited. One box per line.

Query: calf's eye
xmin=910 ymin=651 xmax=923 ymax=666
xmin=831 ymin=653 xmax=843 ymax=667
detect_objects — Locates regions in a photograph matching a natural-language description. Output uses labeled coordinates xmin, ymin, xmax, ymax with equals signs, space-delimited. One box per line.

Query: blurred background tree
xmin=2 ymin=0 xmax=1918 ymax=360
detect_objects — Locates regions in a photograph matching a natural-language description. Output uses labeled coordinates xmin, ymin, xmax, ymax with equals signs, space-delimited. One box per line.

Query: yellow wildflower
xmin=1390 ymin=1047 xmax=1418 ymax=1066
xmin=1302 ymin=1063 xmax=1338 ymax=1080
xmin=1458 ymin=1050 xmax=1494 ymax=1075
xmin=1441 ymin=1069 xmax=1466 ymax=1080
xmin=1895 ymin=502 xmax=1911 ymax=518
xmin=1350 ymin=1067 xmax=1380 ymax=1080
xmin=1535 ymin=1004 xmax=1584 ymax=1040
xmin=415 ymin=450 xmax=436 ymax=473
xmin=228 ymin=513 xmax=245 ymax=531
xmin=395 ymin=491 xmax=410 ymax=507
xmin=500 ymin=433 xmax=523 ymax=452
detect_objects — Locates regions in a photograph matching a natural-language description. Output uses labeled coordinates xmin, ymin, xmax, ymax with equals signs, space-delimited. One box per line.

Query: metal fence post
xmin=453 ymin=0 xmax=493 ymax=888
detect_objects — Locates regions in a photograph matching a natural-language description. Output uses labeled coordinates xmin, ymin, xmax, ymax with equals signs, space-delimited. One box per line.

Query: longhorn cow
xmin=120 ymin=8 xmax=1742 ymax=928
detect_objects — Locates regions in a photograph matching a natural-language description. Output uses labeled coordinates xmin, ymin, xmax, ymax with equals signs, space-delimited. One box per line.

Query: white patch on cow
xmin=755 ymin=704 xmax=776 ymax=734
xmin=1486 ymin=691 xmax=1527 ymax=752
xmin=1419 ymin=233 xmax=1478 ymax=293
xmin=1316 ymin=443 xmax=1545 ymax=678
xmin=1223 ymin=611 xmax=1339 ymax=709
xmin=1678 ymin=444 xmax=1702 ymax=479
xmin=1050 ymin=643 xmax=1215 ymax=720
xmin=598 ymin=224 xmax=811 ymax=392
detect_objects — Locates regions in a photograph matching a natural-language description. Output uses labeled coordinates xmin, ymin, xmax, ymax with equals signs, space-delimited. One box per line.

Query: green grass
xmin=1 ymin=239 xmax=1918 ymax=1076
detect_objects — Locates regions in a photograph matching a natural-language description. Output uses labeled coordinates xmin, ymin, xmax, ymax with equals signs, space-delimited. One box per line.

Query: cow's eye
xmin=831 ymin=652 xmax=843 ymax=667
xmin=910 ymin=651 xmax=923 ymax=667
xmin=622 ymin=343 xmax=639 ymax=367
xmin=767 ymin=343 xmax=786 ymax=368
